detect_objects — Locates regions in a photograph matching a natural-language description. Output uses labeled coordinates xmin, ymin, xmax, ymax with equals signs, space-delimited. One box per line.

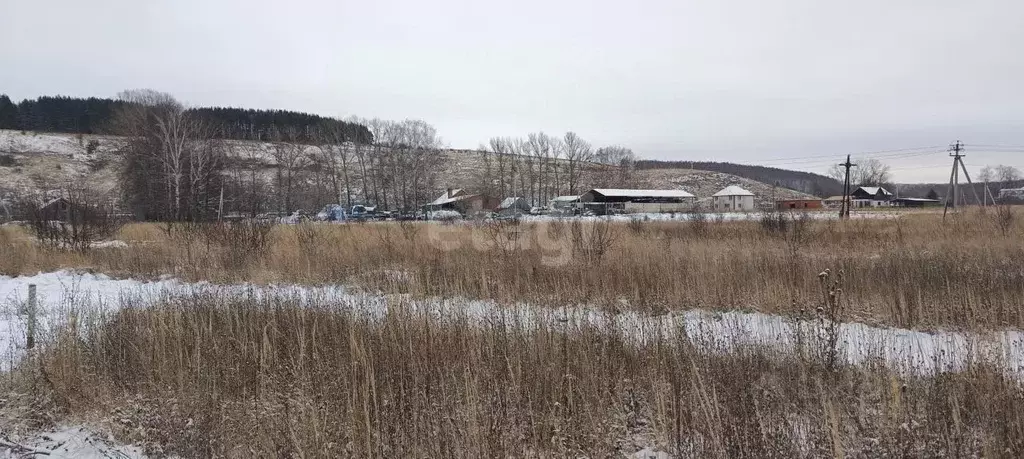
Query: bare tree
xmin=314 ymin=124 xmax=355 ymax=207
xmin=562 ymin=132 xmax=592 ymax=195
xmin=268 ymin=132 xmax=310 ymax=215
xmin=826 ymin=163 xmax=845 ymax=183
xmin=227 ymin=141 xmax=270 ymax=218
xmin=112 ymin=89 xmax=223 ymax=221
xmin=526 ymin=133 xmax=554 ymax=204
xmin=489 ymin=137 xmax=514 ymax=198
xmin=855 ymin=158 xmax=891 ymax=186
xmin=997 ymin=164 xmax=1022 ymax=187
xmin=979 ymin=165 xmax=995 ymax=184
xmin=594 ymin=146 xmax=636 ymax=187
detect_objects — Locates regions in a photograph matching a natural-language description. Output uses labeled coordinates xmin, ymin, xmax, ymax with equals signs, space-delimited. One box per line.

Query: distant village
xmin=412 ymin=184 xmax=947 ymax=220
xmin=11 ymin=182 xmax=1024 ymax=225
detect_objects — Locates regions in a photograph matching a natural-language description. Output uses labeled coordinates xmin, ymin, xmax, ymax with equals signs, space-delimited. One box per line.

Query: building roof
xmin=589 ymin=188 xmax=695 ymax=199
xmin=712 ymin=186 xmax=754 ymax=197
xmin=856 ymin=186 xmax=893 ymax=196
xmin=427 ymin=189 xmax=467 ymax=206
xmin=892 ymin=197 xmax=940 ymax=202
xmin=550 ymin=195 xmax=580 ymax=202
xmin=498 ymin=197 xmax=527 ymax=209
xmin=824 ymin=196 xmax=846 ymax=201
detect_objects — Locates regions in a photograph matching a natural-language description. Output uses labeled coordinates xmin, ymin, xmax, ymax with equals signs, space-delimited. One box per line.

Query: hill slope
xmin=637 ymin=160 xmax=843 ymax=197
xmin=637 ymin=168 xmax=815 ymax=208
xmin=1 ymin=130 xmax=814 ymax=211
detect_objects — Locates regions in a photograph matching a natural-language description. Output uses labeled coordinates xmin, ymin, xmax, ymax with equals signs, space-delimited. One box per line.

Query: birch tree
xmin=112 ymin=89 xmax=222 ymax=221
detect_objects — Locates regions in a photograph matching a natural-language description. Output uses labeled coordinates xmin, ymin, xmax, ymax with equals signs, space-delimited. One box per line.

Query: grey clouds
xmin=2 ymin=0 xmax=1023 ymax=182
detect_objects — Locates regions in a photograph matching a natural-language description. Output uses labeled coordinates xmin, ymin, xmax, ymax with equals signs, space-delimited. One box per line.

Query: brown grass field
xmin=2 ymin=208 xmax=1023 ymax=330
xmin=2 ymin=208 xmax=1024 ymax=457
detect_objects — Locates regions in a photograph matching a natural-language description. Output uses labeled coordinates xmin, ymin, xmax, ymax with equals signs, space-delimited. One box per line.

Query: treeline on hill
xmin=0 ymin=94 xmax=371 ymax=144
xmin=636 ymin=160 xmax=843 ymax=197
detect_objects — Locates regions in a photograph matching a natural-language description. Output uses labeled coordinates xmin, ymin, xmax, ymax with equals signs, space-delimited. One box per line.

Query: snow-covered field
xmin=1 ymin=270 xmax=1021 ymax=377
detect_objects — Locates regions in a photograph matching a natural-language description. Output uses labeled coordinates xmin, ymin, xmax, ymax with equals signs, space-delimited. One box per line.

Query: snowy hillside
xmin=0 ymin=130 xmax=814 ymax=206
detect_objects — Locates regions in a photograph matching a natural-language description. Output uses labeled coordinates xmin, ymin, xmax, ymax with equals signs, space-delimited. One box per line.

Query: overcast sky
xmin=2 ymin=0 xmax=1023 ymax=183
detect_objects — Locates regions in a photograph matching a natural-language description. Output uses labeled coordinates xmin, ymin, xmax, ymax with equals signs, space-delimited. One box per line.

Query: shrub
xmin=21 ymin=189 xmax=121 ymax=251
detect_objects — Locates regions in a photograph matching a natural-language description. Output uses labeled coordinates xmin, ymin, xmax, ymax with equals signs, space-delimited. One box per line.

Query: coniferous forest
xmin=0 ymin=94 xmax=371 ymax=144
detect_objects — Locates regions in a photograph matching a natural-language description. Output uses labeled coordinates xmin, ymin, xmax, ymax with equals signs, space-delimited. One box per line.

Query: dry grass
xmin=3 ymin=209 xmax=1023 ymax=330
xmin=7 ymin=292 xmax=1021 ymax=457
xmin=4 ymin=209 xmax=1024 ymax=456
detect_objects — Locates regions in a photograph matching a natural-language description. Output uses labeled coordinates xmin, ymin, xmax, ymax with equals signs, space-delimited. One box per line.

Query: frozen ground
xmin=0 ymin=270 xmax=1021 ymax=458
xmin=1 ymin=270 xmax=1021 ymax=377
xmin=519 ymin=210 xmax=902 ymax=223
xmin=1 ymin=425 xmax=146 ymax=458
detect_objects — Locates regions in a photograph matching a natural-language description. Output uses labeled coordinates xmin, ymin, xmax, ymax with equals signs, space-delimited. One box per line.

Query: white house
xmin=712 ymin=186 xmax=755 ymax=212
xmin=999 ymin=187 xmax=1024 ymax=202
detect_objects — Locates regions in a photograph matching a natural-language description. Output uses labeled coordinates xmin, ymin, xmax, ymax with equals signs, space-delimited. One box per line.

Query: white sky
xmin=2 ymin=0 xmax=1023 ymax=183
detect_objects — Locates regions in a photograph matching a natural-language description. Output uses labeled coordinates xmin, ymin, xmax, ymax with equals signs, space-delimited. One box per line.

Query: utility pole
xmin=943 ymin=140 xmax=982 ymax=219
xmin=838 ymin=155 xmax=856 ymax=219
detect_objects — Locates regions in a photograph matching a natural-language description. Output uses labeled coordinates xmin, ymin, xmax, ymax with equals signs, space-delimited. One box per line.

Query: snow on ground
xmin=1 ymin=425 xmax=146 ymax=459
xmin=0 ymin=130 xmax=123 ymax=160
xmin=520 ymin=210 xmax=902 ymax=223
xmin=1 ymin=270 xmax=1022 ymax=378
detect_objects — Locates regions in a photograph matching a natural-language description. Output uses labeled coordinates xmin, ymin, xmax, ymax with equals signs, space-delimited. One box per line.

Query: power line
xmin=966 ymin=144 xmax=1024 ymax=149
xmin=752 ymin=146 xmax=944 ymax=165
xmin=751 ymin=149 xmax=945 ymax=168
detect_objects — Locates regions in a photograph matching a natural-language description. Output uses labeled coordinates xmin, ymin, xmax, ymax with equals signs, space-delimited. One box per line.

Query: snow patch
xmin=0 ymin=425 xmax=146 ymax=458
xmin=0 ymin=270 xmax=1021 ymax=377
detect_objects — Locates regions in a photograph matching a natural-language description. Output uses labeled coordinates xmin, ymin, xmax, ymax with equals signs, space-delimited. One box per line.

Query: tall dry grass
xmin=13 ymin=292 xmax=1022 ymax=457
xmin=2 ymin=208 xmax=1023 ymax=330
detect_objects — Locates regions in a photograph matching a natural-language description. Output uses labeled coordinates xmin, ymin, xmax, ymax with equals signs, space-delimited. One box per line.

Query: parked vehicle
xmin=349 ymin=204 xmax=386 ymax=221
xmin=316 ymin=205 xmax=347 ymax=222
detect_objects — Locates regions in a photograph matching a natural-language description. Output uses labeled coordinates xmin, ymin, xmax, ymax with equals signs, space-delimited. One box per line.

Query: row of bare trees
xmin=113 ymin=89 xmax=225 ymax=221
xmin=109 ymin=89 xmax=449 ymax=220
xmin=224 ymin=118 xmax=446 ymax=217
xmin=109 ymin=89 xmax=645 ymax=220
xmin=473 ymin=132 xmax=639 ymax=206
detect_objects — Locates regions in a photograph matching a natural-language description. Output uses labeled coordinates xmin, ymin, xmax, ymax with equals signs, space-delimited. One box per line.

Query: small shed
xmin=823 ymin=196 xmax=847 ymax=208
xmin=776 ymin=199 xmax=824 ymax=210
xmin=496 ymin=197 xmax=530 ymax=216
xmin=711 ymin=186 xmax=755 ymax=212
xmin=423 ymin=188 xmax=498 ymax=216
xmin=38 ymin=197 xmax=73 ymax=221
xmin=891 ymin=197 xmax=941 ymax=208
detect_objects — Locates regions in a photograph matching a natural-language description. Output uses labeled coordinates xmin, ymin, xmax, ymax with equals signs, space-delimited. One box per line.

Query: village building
xmin=823 ymin=196 xmax=847 ymax=208
xmin=776 ymin=198 xmax=824 ymax=210
xmin=38 ymin=197 xmax=74 ymax=220
xmin=578 ymin=189 xmax=696 ymax=214
xmin=851 ymin=186 xmax=894 ymax=208
xmin=711 ymin=186 xmax=755 ymax=212
xmin=496 ymin=197 xmax=531 ymax=216
xmin=423 ymin=189 xmax=499 ymax=216
xmin=999 ymin=187 xmax=1024 ymax=202
xmin=891 ymin=197 xmax=941 ymax=208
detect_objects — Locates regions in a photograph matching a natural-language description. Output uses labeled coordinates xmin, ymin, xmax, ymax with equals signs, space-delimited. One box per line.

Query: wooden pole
xmin=26 ymin=284 xmax=36 ymax=350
